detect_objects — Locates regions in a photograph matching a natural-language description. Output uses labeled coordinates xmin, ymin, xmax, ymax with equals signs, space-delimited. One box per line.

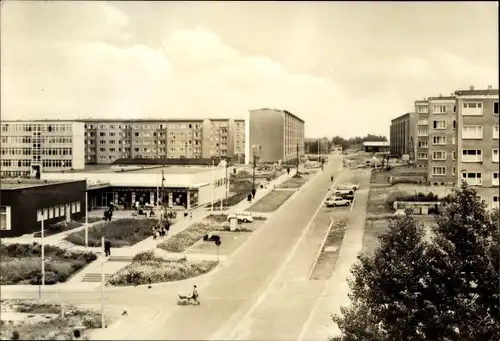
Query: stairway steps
xmin=81 ymin=273 xmax=112 ymax=283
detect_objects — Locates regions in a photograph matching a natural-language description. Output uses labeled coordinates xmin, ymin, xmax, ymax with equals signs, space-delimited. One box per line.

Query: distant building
xmin=0 ymin=179 xmax=86 ymax=237
xmin=415 ymin=99 xmax=430 ymax=169
xmin=363 ymin=141 xmax=390 ymax=153
xmin=390 ymin=112 xmax=417 ymax=158
xmin=245 ymin=108 xmax=305 ymax=164
xmin=0 ymin=121 xmax=85 ymax=178
xmin=304 ymin=137 xmax=330 ymax=154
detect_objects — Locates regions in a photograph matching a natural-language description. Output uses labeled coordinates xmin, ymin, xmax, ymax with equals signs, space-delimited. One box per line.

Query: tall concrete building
xmin=0 ymin=121 xmax=85 ymax=178
xmin=415 ymin=99 xmax=430 ymax=169
xmin=245 ymin=108 xmax=305 ymax=164
xmin=455 ymin=86 xmax=499 ymax=210
xmin=427 ymin=95 xmax=457 ymax=186
xmin=389 ymin=112 xmax=417 ymax=158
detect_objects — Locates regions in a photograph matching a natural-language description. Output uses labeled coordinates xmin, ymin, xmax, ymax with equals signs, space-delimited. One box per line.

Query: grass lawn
xmin=310 ymin=219 xmax=347 ymax=280
xmin=108 ymin=251 xmax=217 ymax=286
xmin=280 ymin=174 xmax=311 ymax=189
xmin=0 ymin=300 xmax=103 ymax=340
xmin=76 ymin=216 xmax=103 ymax=224
xmin=0 ymin=244 xmax=97 ymax=285
xmin=246 ymin=190 xmax=295 ymax=212
xmin=33 ymin=220 xmax=84 ymax=238
xmin=64 ymin=218 xmax=157 ymax=248
xmin=186 ymin=231 xmax=252 ymax=256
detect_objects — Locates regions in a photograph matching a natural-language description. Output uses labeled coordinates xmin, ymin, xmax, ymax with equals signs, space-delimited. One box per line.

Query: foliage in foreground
xmin=65 ymin=218 xmax=157 ymax=247
xmin=0 ymin=244 xmax=97 ymax=285
xmin=108 ymin=250 xmax=217 ymax=285
xmin=332 ymin=183 xmax=500 ymax=341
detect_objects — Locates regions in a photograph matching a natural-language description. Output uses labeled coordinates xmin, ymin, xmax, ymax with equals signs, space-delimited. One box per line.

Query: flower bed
xmin=0 ymin=244 xmax=97 ymax=285
xmin=157 ymin=223 xmax=214 ymax=252
xmin=108 ymin=251 xmax=217 ymax=286
xmin=65 ymin=218 xmax=157 ymax=247
xmin=33 ymin=220 xmax=84 ymax=238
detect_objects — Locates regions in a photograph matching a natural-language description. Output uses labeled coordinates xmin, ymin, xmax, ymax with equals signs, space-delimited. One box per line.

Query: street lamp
xmin=251 ymin=145 xmax=260 ymax=192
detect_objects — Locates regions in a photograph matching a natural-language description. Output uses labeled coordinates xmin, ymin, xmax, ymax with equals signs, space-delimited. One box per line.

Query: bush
xmin=212 ymin=224 xmax=253 ymax=233
xmin=391 ymin=178 xmax=420 ymax=185
xmin=108 ymin=258 xmax=217 ymax=286
xmin=158 ymin=223 xmax=214 ymax=252
xmin=205 ymin=214 xmax=228 ymax=223
xmin=76 ymin=216 xmax=102 ymax=224
xmin=0 ymin=244 xmax=97 ymax=285
xmin=33 ymin=220 xmax=83 ymax=238
xmin=65 ymin=218 xmax=157 ymax=247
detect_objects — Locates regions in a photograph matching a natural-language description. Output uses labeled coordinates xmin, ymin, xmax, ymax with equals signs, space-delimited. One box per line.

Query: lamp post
xmin=85 ymin=192 xmax=88 ymax=250
xmin=211 ymin=160 xmax=215 ymax=213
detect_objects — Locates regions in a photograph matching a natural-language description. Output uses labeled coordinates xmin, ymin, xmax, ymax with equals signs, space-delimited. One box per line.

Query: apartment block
xmin=304 ymin=138 xmax=330 ymax=154
xmin=0 ymin=121 xmax=85 ymax=178
xmin=427 ymin=95 xmax=457 ymax=186
xmin=390 ymin=112 xmax=417 ymax=158
xmin=455 ymin=86 xmax=499 ymax=210
xmin=245 ymin=108 xmax=305 ymax=164
xmin=415 ymin=100 xmax=430 ymax=168
xmin=166 ymin=119 xmax=204 ymax=159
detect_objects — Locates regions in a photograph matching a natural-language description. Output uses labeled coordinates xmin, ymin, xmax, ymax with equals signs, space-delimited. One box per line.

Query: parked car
xmin=334 ymin=188 xmax=354 ymax=196
xmin=325 ymin=196 xmax=351 ymax=207
xmin=337 ymin=184 xmax=359 ymax=191
xmin=340 ymin=193 xmax=355 ymax=201
xmin=227 ymin=211 xmax=254 ymax=223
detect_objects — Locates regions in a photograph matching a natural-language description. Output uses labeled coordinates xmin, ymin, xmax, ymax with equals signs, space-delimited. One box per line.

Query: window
xmin=452 ymin=135 xmax=456 ymax=145
xmin=418 ymin=152 xmax=428 ymax=160
xmin=452 ymin=167 xmax=456 ymax=175
xmin=432 ymin=151 xmax=447 ymax=160
xmin=493 ymin=196 xmax=499 ymax=209
xmin=494 ymin=102 xmax=499 ymax=115
xmin=493 ymin=149 xmax=499 ymax=163
xmin=60 ymin=205 xmax=65 ymax=216
xmin=418 ymin=129 xmax=428 ymax=137
xmin=49 ymin=207 xmax=54 ymax=219
xmin=452 ymin=120 xmax=456 ymax=129
xmin=462 ymin=101 xmax=483 ymax=116
xmin=462 ymin=172 xmax=482 ymax=186
xmin=418 ymin=118 xmax=428 ymax=125
xmin=0 ymin=206 xmax=11 ymax=230
xmin=462 ymin=125 xmax=483 ymax=139
xmin=417 ymin=105 xmax=428 ymax=113
xmin=462 ymin=149 xmax=482 ymax=163
xmin=54 ymin=206 xmax=59 ymax=218
xmin=452 ymin=151 xmax=456 ymax=160
xmin=494 ymin=125 xmax=499 ymax=139
xmin=418 ymin=141 xmax=428 ymax=148
xmin=433 ymin=120 xmax=446 ymax=129
xmin=493 ymin=172 xmax=499 ymax=186
xmin=432 ymin=166 xmax=446 ymax=176
xmin=432 ymin=105 xmax=447 ymax=114
xmin=433 ymin=136 xmax=447 ymax=145
xmin=71 ymin=202 xmax=77 ymax=213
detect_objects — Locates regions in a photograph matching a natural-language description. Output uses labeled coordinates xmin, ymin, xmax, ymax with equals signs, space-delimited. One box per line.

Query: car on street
xmin=337 ymin=183 xmax=359 ymax=191
xmin=325 ymin=196 xmax=351 ymax=207
xmin=334 ymin=188 xmax=355 ymax=196
xmin=227 ymin=211 xmax=254 ymax=223
xmin=340 ymin=192 xmax=355 ymax=201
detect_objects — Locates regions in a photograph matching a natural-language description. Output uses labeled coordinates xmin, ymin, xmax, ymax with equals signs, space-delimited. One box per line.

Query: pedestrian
xmin=330 ymin=174 xmax=334 ymax=182
xmin=165 ymin=223 xmax=170 ymax=235
xmin=247 ymin=193 xmax=252 ymax=202
xmin=104 ymin=240 xmax=111 ymax=257
xmin=251 ymin=188 xmax=256 ymax=198
xmin=189 ymin=211 xmax=193 ymax=220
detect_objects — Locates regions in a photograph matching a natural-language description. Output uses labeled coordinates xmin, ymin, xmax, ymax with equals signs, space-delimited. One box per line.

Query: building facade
xmin=415 ymin=100 xmax=430 ymax=169
xmin=245 ymin=108 xmax=305 ymax=164
xmin=0 ymin=121 xmax=85 ymax=178
xmin=427 ymin=96 xmax=457 ymax=186
xmin=304 ymin=138 xmax=330 ymax=155
xmin=390 ymin=112 xmax=417 ymax=158
xmin=455 ymin=86 xmax=499 ymax=210
xmin=0 ymin=179 xmax=86 ymax=237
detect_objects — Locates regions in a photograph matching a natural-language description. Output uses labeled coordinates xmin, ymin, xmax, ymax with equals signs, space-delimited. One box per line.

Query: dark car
xmin=340 ymin=193 xmax=355 ymax=201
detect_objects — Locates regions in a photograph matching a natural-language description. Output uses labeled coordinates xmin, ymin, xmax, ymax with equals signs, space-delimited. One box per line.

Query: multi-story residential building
xmin=390 ymin=112 xmax=417 ymax=158
xmin=166 ymin=119 xmax=204 ymax=159
xmin=415 ymin=99 xmax=430 ymax=169
xmin=427 ymin=95 xmax=457 ymax=186
xmin=455 ymin=86 xmax=499 ymax=210
xmin=0 ymin=121 xmax=85 ymax=178
xmin=304 ymin=138 xmax=330 ymax=155
xmin=245 ymin=108 xmax=305 ymax=164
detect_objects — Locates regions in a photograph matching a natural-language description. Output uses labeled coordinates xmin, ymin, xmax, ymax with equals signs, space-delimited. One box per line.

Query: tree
xmin=332 ymin=183 xmax=500 ymax=341
xmin=331 ymin=134 xmax=387 ymax=151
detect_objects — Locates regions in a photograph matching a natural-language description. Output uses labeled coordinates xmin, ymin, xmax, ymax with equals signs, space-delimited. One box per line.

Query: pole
xmin=101 ymin=236 xmax=105 ymax=328
xmin=185 ymin=140 xmax=188 ymax=158
xmin=85 ymin=192 xmax=88 ymax=250
xmin=211 ymin=160 xmax=215 ymax=213
xmin=41 ymin=214 xmax=45 ymax=292
xmin=252 ymin=146 xmax=256 ymax=191
xmin=296 ymin=143 xmax=299 ymax=175
xmin=225 ymin=164 xmax=229 ymax=207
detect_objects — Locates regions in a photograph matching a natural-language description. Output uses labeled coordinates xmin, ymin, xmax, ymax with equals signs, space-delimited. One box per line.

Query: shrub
xmin=65 ymin=218 xmax=157 ymax=247
xmin=205 ymin=214 xmax=228 ymax=223
xmin=108 ymin=258 xmax=217 ymax=286
xmin=157 ymin=223 xmax=213 ymax=252
xmin=212 ymin=224 xmax=253 ymax=233
xmin=33 ymin=220 xmax=83 ymax=238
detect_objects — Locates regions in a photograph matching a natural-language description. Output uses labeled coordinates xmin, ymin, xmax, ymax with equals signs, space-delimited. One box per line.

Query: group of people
xmin=152 ymin=223 xmax=169 ymax=240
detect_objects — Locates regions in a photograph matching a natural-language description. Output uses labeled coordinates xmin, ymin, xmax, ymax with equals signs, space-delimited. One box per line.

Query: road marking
xmin=216 ymin=163 xmax=344 ymax=341
xmin=125 ymin=305 xmax=163 ymax=340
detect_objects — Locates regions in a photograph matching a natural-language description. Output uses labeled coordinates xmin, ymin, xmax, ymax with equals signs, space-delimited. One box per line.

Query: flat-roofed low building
xmin=0 ymin=179 xmax=86 ymax=237
xmin=363 ymin=141 xmax=390 ymax=153
xmin=0 ymin=120 xmax=85 ymax=178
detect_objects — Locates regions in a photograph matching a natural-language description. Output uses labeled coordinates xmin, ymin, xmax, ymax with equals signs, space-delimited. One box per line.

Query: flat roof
xmin=46 ymin=165 xmax=214 ymax=175
xmin=128 ymin=166 xmax=213 ymax=175
xmin=249 ymin=108 xmax=305 ymax=123
xmin=363 ymin=141 xmax=390 ymax=147
xmin=1 ymin=179 xmax=83 ymax=190
xmin=455 ymin=88 xmax=499 ymax=96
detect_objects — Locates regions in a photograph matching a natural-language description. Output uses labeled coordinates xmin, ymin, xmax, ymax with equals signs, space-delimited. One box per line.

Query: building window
xmin=54 ymin=206 xmax=59 ymax=218
xmin=418 ymin=129 xmax=428 ymax=137
xmin=0 ymin=206 xmax=11 ymax=230
xmin=432 ymin=105 xmax=447 ymax=114
xmin=432 ymin=136 xmax=447 ymax=145
xmin=49 ymin=207 xmax=54 ymax=219
xmin=452 ymin=151 xmax=456 ymax=160
xmin=417 ymin=152 xmax=428 ymax=160
xmin=433 ymin=120 xmax=447 ymax=129
xmin=432 ymin=151 xmax=447 ymax=160
xmin=60 ymin=205 xmax=65 ymax=216
xmin=452 ymin=167 xmax=456 ymax=175
xmin=494 ymin=125 xmax=499 ymax=139
xmin=493 ymin=172 xmax=499 ymax=186
xmin=493 ymin=149 xmax=499 ymax=163
xmin=452 ymin=135 xmax=456 ymax=145
xmin=462 ymin=125 xmax=483 ymax=139
xmin=493 ymin=196 xmax=499 ymax=209
xmin=432 ymin=166 xmax=446 ymax=176
xmin=462 ymin=149 xmax=482 ymax=163
xmin=418 ymin=118 xmax=428 ymax=125
xmin=494 ymin=102 xmax=499 ymax=115
xmin=462 ymin=101 xmax=483 ymax=116
xmin=417 ymin=105 xmax=428 ymax=113
xmin=452 ymin=120 xmax=456 ymax=129
xmin=462 ymin=172 xmax=482 ymax=186
xmin=418 ymin=141 xmax=428 ymax=148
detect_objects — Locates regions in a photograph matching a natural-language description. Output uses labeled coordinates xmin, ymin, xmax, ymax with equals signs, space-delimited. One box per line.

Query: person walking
xmin=104 ymin=240 xmax=111 ymax=257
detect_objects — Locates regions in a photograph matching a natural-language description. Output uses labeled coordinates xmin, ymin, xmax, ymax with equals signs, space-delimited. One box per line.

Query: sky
xmin=1 ymin=1 xmax=498 ymax=138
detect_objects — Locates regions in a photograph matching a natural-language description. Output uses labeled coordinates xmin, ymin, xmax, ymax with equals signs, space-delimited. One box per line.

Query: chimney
xmin=488 ymin=85 xmax=492 ymax=89
xmin=469 ymin=85 xmax=475 ymax=90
